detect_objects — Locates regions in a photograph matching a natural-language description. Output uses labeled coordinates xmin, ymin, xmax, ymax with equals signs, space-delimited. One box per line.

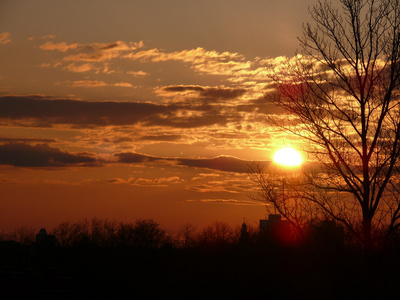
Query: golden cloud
xmin=63 ymin=63 xmax=95 ymax=73
xmin=0 ymin=32 xmax=11 ymax=44
xmin=39 ymin=41 xmax=79 ymax=52
xmin=71 ymin=80 xmax=134 ymax=88
xmin=125 ymin=47 xmax=252 ymax=76
xmin=114 ymin=82 xmax=134 ymax=88
xmin=71 ymin=80 xmax=108 ymax=87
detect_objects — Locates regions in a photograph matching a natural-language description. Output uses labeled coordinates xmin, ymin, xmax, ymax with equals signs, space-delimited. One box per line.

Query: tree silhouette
xmin=131 ymin=219 xmax=167 ymax=249
xmin=258 ymin=0 xmax=400 ymax=250
xmin=176 ymin=223 xmax=197 ymax=248
xmin=197 ymin=221 xmax=236 ymax=249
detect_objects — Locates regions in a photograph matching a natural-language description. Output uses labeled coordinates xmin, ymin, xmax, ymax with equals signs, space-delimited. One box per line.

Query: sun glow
xmin=273 ymin=147 xmax=303 ymax=167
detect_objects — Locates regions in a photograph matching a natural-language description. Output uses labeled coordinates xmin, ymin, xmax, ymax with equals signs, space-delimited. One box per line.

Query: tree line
xmin=2 ymin=217 xmax=400 ymax=299
xmin=3 ymin=215 xmax=400 ymax=251
xmin=0 ymin=218 xmax=254 ymax=250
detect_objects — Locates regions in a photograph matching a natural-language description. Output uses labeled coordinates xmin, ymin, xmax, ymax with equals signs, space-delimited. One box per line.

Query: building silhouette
xmin=35 ymin=228 xmax=56 ymax=247
xmin=259 ymin=214 xmax=296 ymax=245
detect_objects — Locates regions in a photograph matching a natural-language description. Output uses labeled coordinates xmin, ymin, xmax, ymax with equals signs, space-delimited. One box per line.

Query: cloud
xmin=106 ymin=176 xmax=183 ymax=187
xmin=71 ymin=80 xmax=108 ymax=87
xmin=187 ymin=180 xmax=249 ymax=194
xmin=132 ymin=176 xmax=183 ymax=187
xmin=41 ymin=34 xmax=57 ymax=40
xmin=35 ymin=38 xmax=278 ymax=89
xmin=161 ymin=85 xmax=247 ymax=100
xmin=114 ymin=152 xmax=161 ymax=163
xmin=114 ymin=151 xmax=270 ymax=173
xmin=194 ymin=198 xmax=261 ymax=206
xmin=127 ymin=70 xmax=149 ymax=77
xmin=177 ymin=155 xmax=267 ymax=173
xmin=0 ymin=143 xmax=98 ymax=167
xmin=104 ymin=137 xmax=133 ymax=144
xmin=0 ymin=137 xmax=57 ymax=143
xmin=139 ymin=134 xmax=182 ymax=142
xmin=38 ymin=39 xmax=255 ymax=81
xmin=39 ymin=41 xmax=79 ymax=52
xmin=0 ymin=95 xmax=234 ymax=128
xmin=70 ymin=80 xmax=134 ymax=88
xmin=114 ymin=82 xmax=134 ymax=88
xmin=40 ymin=40 xmax=142 ymax=54
xmin=126 ymin=47 xmax=243 ymax=63
xmin=63 ymin=63 xmax=95 ymax=73
xmin=236 ymin=96 xmax=286 ymax=115
xmin=106 ymin=177 xmax=133 ymax=184
xmin=125 ymin=47 xmax=252 ymax=76
xmin=34 ymin=38 xmax=297 ymax=92
xmin=0 ymin=95 xmax=166 ymax=127
xmin=61 ymin=41 xmax=144 ymax=62
xmin=0 ymin=32 xmax=11 ymax=44
xmin=37 ymin=40 xmax=144 ymax=76
xmin=163 ymin=85 xmax=205 ymax=93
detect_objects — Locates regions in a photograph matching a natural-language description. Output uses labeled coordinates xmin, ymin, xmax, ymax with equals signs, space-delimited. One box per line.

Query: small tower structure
xmin=239 ymin=220 xmax=249 ymax=244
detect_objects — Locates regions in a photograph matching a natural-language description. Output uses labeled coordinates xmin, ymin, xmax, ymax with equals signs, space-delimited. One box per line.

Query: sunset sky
xmin=0 ymin=0 xmax=315 ymax=233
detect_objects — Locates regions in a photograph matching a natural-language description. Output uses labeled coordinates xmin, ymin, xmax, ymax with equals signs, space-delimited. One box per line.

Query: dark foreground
xmin=1 ymin=241 xmax=399 ymax=300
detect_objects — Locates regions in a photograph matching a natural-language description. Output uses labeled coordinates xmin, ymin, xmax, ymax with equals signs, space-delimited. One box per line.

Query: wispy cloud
xmin=70 ymin=80 xmax=134 ymax=88
xmin=39 ymin=41 xmax=79 ymax=52
xmin=127 ymin=70 xmax=149 ymax=77
xmin=33 ymin=38 xmax=291 ymax=99
xmin=37 ymin=39 xmax=145 ymax=78
xmin=139 ymin=134 xmax=182 ymax=142
xmin=40 ymin=40 xmax=143 ymax=59
xmin=106 ymin=176 xmax=183 ymax=187
xmin=132 ymin=176 xmax=183 ymax=187
xmin=71 ymin=80 xmax=108 ymax=87
xmin=63 ymin=41 xmax=143 ymax=62
xmin=125 ymin=46 xmax=252 ymax=76
xmin=114 ymin=82 xmax=134 ymax=88
xmin=159 ymin=85 xmax=247 ymax=101
xmin=193 ymin=198 xmax=262 ymax=206
xmin=0 ymin=32 xmax=11 ymax=44
xmin=63 ymin=63 xmax=95 ymax=73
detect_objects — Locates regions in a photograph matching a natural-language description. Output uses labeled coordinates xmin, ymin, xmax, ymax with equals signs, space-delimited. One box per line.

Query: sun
xmin=273 ymin=147 xmax=303 ymax=167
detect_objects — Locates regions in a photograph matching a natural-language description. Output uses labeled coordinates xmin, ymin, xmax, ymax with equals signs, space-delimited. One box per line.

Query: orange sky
xmin=0 ymin=0 xmax=314 ymax=233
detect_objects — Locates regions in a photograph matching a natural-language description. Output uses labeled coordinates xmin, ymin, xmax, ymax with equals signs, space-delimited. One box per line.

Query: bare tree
xmin=131 ymin=219 xmax=167 ymax=249
xmin=197 ymin=221 xmax=236 ymax=249
xmin=176 ymin=223 xmax=197 ymax=248
xmin=258 ymin=0 xmax=400 ymax=250
xmin=249 ymin=163 xmax=321 ymax=241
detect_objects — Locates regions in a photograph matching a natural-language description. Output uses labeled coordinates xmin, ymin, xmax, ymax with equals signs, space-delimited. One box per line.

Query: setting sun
xmin=273 ymin=147 xmax=303 ymax=167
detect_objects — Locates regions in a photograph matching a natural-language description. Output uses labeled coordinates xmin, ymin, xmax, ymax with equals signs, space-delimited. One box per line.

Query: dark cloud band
xmin=0 ymin=95 xmax=233 ymax=128
xmin=115 ymin=151 xmax=270 ymax=173
xmin=0 ymin=143 xmax=97 ymax=167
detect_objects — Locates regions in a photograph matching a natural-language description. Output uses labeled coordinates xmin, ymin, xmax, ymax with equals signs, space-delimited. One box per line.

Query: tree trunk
xmin=362 ymin=215 xmax=373 ymax=252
